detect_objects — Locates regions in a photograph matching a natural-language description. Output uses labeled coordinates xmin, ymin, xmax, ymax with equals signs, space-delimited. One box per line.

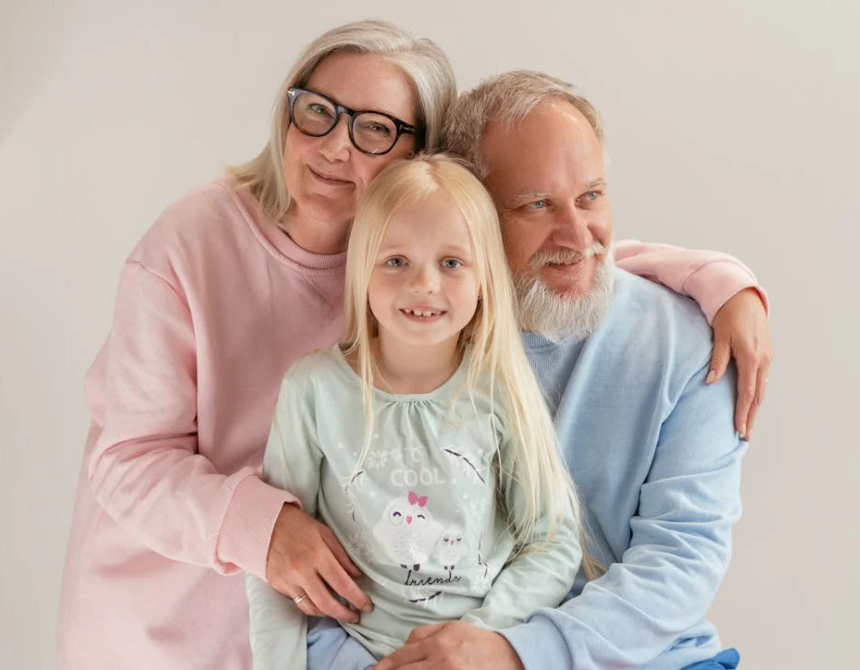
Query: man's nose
xmin=318 ymin=115 xmax=351 ymax=161
xmin=551 ymin=202 xmax=593 ymax=250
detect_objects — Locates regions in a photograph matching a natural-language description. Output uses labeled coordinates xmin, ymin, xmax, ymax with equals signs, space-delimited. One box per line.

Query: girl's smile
xmin=399 ymin=306 xmax=447 ymax=321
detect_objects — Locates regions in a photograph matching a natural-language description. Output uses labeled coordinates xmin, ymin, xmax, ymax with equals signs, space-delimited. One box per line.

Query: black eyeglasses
xmin=286 ymin=87 xmax=420 ymax=156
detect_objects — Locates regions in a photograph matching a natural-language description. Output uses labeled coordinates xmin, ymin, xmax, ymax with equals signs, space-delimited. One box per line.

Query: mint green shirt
xmin=246 ymin=346 xmax=580 ymax=665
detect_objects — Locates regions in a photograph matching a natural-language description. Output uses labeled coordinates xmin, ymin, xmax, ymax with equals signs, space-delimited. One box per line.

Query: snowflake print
xmin=459 ymin=490 xmax=488 ymax=519
xmin=348 ymin=530 xmax=378 ymax=564
xmin=335 ymin=440 xmax=359 ymax=458
xmin=472 ymin=569 xmax=492 ymax=595
xmin=365 ymin=447 xmax=389 ymax=469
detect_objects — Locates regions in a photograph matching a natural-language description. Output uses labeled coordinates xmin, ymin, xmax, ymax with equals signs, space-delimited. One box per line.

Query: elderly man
xmin=374 ymin=71 xmax=757 ymax=670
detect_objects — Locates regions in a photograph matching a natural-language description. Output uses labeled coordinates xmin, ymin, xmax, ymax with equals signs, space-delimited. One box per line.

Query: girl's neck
xmin=372 ymin=333 xmax=462 ymax=394
xmin=281 ymin=204 xmax=349 ymax=255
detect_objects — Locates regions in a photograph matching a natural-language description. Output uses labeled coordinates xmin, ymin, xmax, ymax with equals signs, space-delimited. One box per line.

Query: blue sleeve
xmin=501 ymin=364 xmax=747 ymax=670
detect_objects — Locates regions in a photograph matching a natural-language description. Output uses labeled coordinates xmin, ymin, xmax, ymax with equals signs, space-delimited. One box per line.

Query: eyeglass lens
xmin=292 ymin=90 xmax=399 ymax=154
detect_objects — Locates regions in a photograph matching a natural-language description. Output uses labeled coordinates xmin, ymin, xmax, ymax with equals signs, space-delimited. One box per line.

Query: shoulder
xmin=602 ymin=269 xmax=714 ymax=374
xmin=158 ymin=178 xmax=241 ymax=220
xmin=126 ymin=178 xmax=262 ymax=270
xmin=280 ymin=346 xmax=352 ymax=396
xmin=455 ymin=361 xmax=510 ymax=441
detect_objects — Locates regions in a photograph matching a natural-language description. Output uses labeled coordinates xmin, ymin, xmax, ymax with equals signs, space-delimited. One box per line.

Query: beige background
xmin=1 ymin=1 xmax=858 ymax=668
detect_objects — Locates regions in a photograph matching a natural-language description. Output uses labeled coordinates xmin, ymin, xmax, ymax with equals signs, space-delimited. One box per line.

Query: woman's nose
xmin=318 ymin=115 xmax=352 ymax=162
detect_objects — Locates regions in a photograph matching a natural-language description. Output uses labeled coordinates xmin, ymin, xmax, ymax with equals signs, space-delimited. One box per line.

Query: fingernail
xmin=706 ymin=369 xmax=717 ymax=384
xmin=740 ymin=424 xmax=747 ymax=438
xmin=363 ymin=603 xmax=374 ymax=614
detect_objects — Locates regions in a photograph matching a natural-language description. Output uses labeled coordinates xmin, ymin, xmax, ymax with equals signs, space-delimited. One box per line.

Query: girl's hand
xmin=708 ymin=288 xmax=774 ymax=440
xmin=266 ymin=503 xmax=373 ymax=622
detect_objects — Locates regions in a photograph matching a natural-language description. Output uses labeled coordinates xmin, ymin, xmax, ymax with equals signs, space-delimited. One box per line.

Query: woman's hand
xmin=708 ymin=288 xmax=774 ymax=440
xmin=266 ymin=503 xmax=373 ymax=622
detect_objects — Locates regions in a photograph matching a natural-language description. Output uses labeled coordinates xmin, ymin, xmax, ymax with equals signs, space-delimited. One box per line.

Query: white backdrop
xmin=2 ymin=1 xmax=858 ymax=668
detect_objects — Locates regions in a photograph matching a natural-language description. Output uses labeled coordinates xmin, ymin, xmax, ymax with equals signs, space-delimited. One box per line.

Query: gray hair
xmin=442 ymin=70 xmax=604 ymax=179
xmin=229 ymin=20 xmax=456 ymax=221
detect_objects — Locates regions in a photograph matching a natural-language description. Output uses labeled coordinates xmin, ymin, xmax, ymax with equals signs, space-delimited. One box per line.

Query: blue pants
xmin=683 ymin=648 xmax=741 ymax=669
xmin=307 ymin=618 xmax=740 ymax=670
xmin=307 ymin=618 xmax=376 ymax=670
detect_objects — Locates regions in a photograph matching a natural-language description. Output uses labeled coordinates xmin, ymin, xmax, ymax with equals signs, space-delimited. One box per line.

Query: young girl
xmin=246 ymin=154 xmax=590 ymax=669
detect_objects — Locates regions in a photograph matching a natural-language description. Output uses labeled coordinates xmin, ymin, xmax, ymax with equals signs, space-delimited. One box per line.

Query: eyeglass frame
xmin=286 ymin=87 xmax=422 ymax=156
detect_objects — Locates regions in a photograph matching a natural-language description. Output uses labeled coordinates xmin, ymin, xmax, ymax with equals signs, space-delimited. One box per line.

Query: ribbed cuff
xmin=216 ymin=474 xmax=299 ymax=579
xmin=501 ymin=617 xmax=572 ymax=670
xmin=684 ymin=260 xmax=770 ymax=324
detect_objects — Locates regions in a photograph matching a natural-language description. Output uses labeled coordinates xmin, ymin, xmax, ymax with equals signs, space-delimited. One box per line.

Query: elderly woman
xmin=57 ymin=20 xmax=769 ymax=670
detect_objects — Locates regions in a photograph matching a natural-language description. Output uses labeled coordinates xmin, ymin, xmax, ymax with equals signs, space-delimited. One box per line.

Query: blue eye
xmin=582 ymin=191 xmax=600 ymax=201
xmin=528 ymin=199 xmax=548 ymax=210
xmin=385 ymin=257 xmax=405 ymax=267
xmin=442 ymin=258 xmax=462 ymax=269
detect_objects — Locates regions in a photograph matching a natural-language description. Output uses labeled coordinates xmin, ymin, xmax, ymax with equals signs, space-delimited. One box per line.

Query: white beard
xmin=513 ymin=247 xmax=615 ymax=342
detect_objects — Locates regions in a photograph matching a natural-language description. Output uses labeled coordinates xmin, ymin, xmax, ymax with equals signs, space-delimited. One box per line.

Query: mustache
xmin=527 ymin=241 xmax=609 ymax=267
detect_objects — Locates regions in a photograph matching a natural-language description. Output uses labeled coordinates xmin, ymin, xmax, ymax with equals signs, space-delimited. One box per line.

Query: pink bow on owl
xmin=408 ymin=491 xmax=428 ymax=507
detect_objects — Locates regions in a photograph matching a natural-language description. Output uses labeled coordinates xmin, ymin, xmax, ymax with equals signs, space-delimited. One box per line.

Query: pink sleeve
xmin=614 ymin=239 xmax=770 ymax=324
xmin=87 ymin=261 xmax=297 ymax=581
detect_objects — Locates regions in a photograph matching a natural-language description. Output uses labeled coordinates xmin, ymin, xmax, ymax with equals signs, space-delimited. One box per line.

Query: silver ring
xmin=293 ymin=592 xmax=307 ymax=605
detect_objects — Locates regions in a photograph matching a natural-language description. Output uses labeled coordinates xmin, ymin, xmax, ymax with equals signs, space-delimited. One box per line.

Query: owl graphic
xmin=373 ymin=491 xmax=442 ymax=572
xmin=432 ymin=525 xmax=468 ymax=570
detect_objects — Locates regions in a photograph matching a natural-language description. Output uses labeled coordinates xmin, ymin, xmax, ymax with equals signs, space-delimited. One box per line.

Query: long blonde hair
xmin=342 ymin=154 xmax=592 ymax=570
xmin=228 ymin=20 xmax=456 ymax=222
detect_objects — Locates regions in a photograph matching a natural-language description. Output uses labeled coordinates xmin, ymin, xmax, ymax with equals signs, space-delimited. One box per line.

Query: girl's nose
xmin=409 ymin=265 xmax=440 ymax=294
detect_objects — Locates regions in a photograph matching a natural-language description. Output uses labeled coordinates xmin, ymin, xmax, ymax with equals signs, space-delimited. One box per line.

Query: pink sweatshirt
xmin=57 ymin=179 xmax=764 ymax=669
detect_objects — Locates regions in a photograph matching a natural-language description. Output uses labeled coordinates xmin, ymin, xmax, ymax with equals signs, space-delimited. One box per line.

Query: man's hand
xmin=373 ymin=622 xmax=525 ymax=670
xmin=708 ymin=287 xmax=774 ymax=439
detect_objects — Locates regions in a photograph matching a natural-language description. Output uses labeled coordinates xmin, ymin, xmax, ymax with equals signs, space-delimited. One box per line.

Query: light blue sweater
xmin=502 ymin=268 xmax=747 ymax=670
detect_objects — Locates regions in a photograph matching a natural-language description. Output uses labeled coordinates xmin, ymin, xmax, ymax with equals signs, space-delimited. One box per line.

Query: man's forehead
xmin=484 ymin=99 xmax=589 ymax=144
xmin=483 ymin=102 xmax=604 ymax=195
